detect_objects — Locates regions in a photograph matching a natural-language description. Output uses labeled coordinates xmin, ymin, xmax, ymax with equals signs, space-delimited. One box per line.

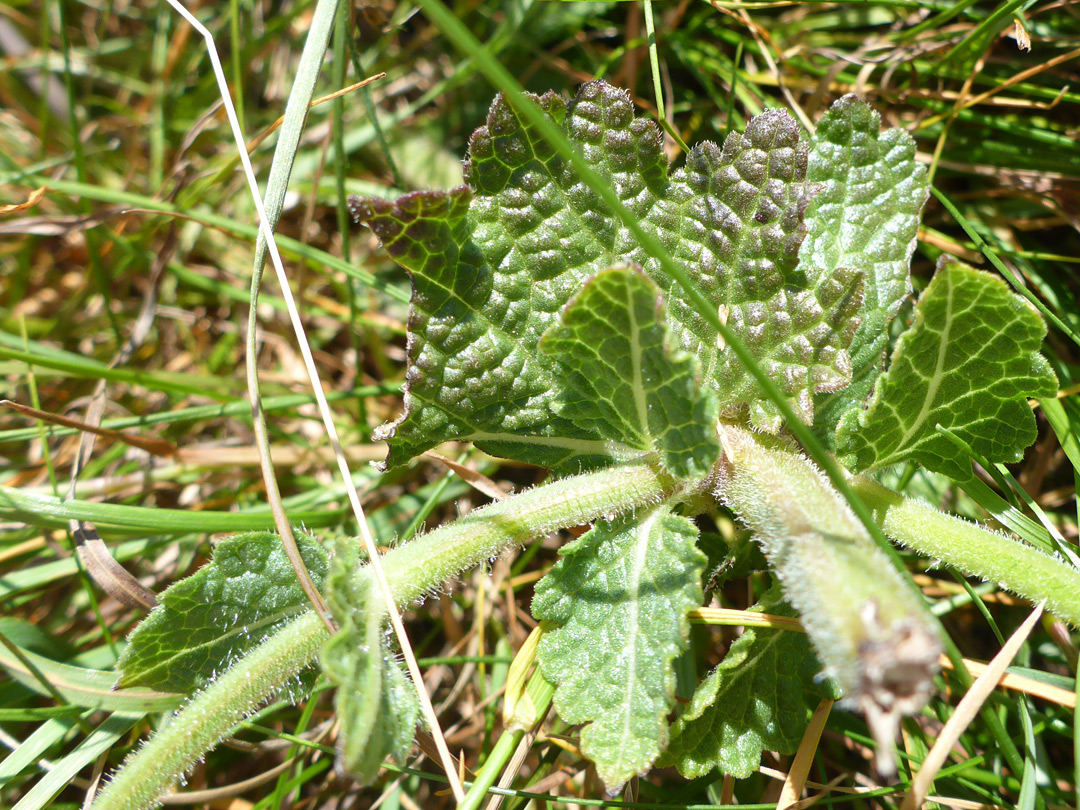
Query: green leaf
xmin=531 ymin=506 xmax=705 ymax=790
xmin=837 ymin=258 xmax=1058 ymax=480
xmin=539 ymin=265 xmax=719 ymax=479
xmin=322 ymin=539 xmax=420 ymax=784
xmin=352 ymin=82 xmax=867 ymax=469
xmin=117 ymin=531 xmax=328 ymax=693
xmin=669 ymin=109 xmax=862 ymax=432
xmin=803 ymin=96 xmax=929 ymax=437
xmin=660 ymin=587 xmax=832 ymax=779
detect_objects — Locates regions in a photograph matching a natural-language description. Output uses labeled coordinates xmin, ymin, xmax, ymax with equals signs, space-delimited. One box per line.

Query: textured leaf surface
xmin=322 ymin=539 xmax=420 ymax=783
xmin=837 ymin=258 xmax=1057 ymax=480
xmin=539 ymin=265 xmax=718 ymax=478
xmin=532 ymin=507 xmax=705 ymax=790
xmin=353 ymin=82 xmax=868 ymax=469
xmin=661 ymin=587 xmax=832 ymax=778
xmin=803 ymin=96 xmax=929 ymax=437
xmin=664 ymin=107 xmax=861 ymax=431
xmin=117 ymin=531 xmax=327 ymax=693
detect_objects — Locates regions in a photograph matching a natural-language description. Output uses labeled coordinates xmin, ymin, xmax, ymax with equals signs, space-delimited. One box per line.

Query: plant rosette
xmin=89 ymin=83 xmax=1070 ymax=810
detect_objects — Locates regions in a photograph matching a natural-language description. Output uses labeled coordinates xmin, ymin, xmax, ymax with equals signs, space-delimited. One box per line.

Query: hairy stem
xmin=91 ymin=610 xmax=327 ymax=810
xmin=91 ymin=463 xmax=673 ymax=810
xmin=375 ymin=462 xmax=675 ymax=603
xmin=714 ymin=424 xmax=941 ymax=773
xmin=853 ymin=476 xmax=1080 ymax=628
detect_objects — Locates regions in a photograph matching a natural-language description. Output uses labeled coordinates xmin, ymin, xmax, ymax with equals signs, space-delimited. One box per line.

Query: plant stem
xmin=375 ymin=462 xmax=675 ymax=605
xmin=91 ymin=463 xmax=673 ymax=810
xmin=91 ymin=610 xmax=327 ymax=810
xmin=715 ymin=424 xmax=941 ymax=773
xmin=853 ymin=476 xmax=1080 ymax=628
xmin=458 ymin=669 xmax=556 ymax=810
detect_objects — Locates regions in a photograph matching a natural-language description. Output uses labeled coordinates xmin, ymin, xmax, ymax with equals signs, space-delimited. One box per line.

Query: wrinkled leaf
xmin=661 ymin=587 xmax=833 ymax=779
xmin=837 ymin=258 xmax=1058 ymax=480
xmin=353 ymin=82 xmax=866 ymax=470
xmin=539 ymin=265 xmax=719 ymax=479
xmin=669 ymin=108 xmax=862 ymax=432
xmin=117 ymin=531 xmax=327 ymax=693
xmin=322 ymin=539 xmax=420 ymax=783
xmin=532 ymin=506 xmax=705 ymax=790
xmin=804 ymin=96 xmax=929 ymax=436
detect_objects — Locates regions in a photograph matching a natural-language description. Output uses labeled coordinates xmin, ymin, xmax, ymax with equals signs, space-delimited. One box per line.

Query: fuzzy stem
xmin=91 ymin=463 xmax=673 ymax=810
xmin=91 ymin=610 xmax=327 ymax=810
xmin=714 ymin=424 xmax=942 ymax=773
xmin=375 ymin=462 xmax=675 ymax=604
xmin=853 ymin=476 xmax=1080 ymax=628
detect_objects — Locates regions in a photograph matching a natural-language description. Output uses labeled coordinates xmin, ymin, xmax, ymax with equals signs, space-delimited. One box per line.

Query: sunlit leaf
xmin=532 ymin=506 xmax=704 ymax=790
xmin=837 ymin=258 xmax=1058 ymax=480
xmin=117 ymin=532 xmax=327 ymax=693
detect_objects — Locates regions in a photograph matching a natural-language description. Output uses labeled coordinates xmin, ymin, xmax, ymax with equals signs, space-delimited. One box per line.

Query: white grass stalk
xmin=900 ymin=602 xmax=1045 ymax=810
xmin=153 ymin=3 xmax=465 ymax=799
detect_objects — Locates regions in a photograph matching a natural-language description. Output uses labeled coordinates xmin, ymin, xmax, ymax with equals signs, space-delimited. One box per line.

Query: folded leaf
xmin=837 ymin=258 xmax=1058 ymax=480
xmin=322 ymin=539 xmax=420 ymax=783
xmin=352 ymin=82 xmax=867 ymax=469
xmin=117 ymin=531 xmax=327 ymax=693
xmin=539 ymin=265 xmax=719 ymax=479
xmin=532 ymin=506 xmax=705 ymax=791
xmin=717 ymin=423 xmax=942 ymax=768
xmin=802 ymin=97 xmax=929 ymax=439
xmin=661 ymin=587 xmax=832 ymax=779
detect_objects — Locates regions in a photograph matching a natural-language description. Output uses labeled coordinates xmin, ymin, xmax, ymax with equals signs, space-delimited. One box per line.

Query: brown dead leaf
xmin=0 ymin=186 xmax=47 ymax=214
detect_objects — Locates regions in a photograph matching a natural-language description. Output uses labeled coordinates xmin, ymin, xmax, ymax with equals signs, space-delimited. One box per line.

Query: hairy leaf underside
xmin=351 ymin=82 xmax=922 ymax=473
xmin=322 ymin=538 xmax=420 ymax=783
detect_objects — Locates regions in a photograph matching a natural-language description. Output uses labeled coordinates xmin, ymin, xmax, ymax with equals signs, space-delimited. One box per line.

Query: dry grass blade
xmin=157 ymin=0 xmax=464 ymax=797
xmin=916 ymin=46 xmax=1080 ymax=130
xmin=784 ymin=775 xmax=849 ymax=810
xmin=689 ymin=607 xmax=805 ymax=632
xmin=176 ymin=443 xmax=385 ymax=468
xmin=73 ymin=522 xmax=158 ymax=611
xmin=0 ymin=400 xmax=175 ymax=458
xmin=483 ymin=728 xmax=539 ymax=810
xmin=938 ymin=655 xmax=1077 ymax=708
xmin=778 ymin=698 xmax=834 ymax=809
xmin=901 ymin=601 xmax=1046 ymax=810
xmin=244 ymin=73 xmax=387 ymax=153
xmin=424 ymin=451 xmax=509 ymax=501
xmin=0 ymin=186 xmax=46 ymax=213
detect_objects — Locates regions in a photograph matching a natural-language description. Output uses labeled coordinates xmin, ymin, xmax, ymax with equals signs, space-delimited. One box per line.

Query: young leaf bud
xmin=715 ymin=423 xmax=941 ymax=774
